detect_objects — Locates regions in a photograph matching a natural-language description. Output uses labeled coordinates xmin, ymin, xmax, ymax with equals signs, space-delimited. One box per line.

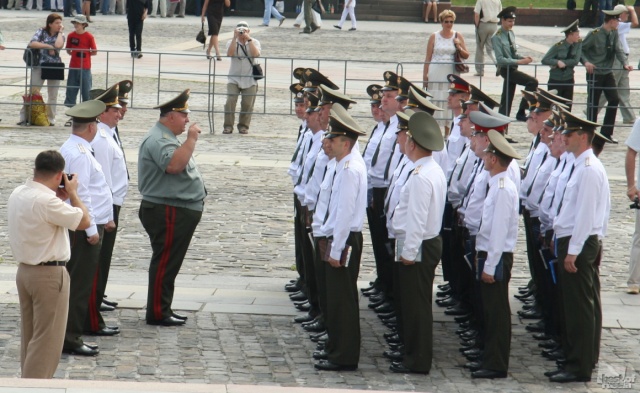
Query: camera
xmin=631 ymin=197 xmax=640 ymax=210
xmin=59 ymin=173 xmax=73 ymax=187
xmin=237 ymin=27 xmax=246 ymax=35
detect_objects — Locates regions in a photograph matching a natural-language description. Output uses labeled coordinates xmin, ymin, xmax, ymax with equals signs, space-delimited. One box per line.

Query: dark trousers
xmin=556 ymin=235 xmax=601 ymax=378
xmin=547 ymin=78 xmax=575 ymax=108
xmin=499 ymin=67 xmax=538 ymax=117
xmin=299 ymin=204 xmax=320 ymax=318
xmin=468 ymin=235 xmax=484 ymax=344
xmin=314 ymin=237 xmax=328 ymax=323
xmin=479 ymin=251 xmax=513 ymax=373
xmin=586 ymin=72 xmax=618 ymax=151
xmin=453 ymin=224 xmax=472 ymax=310
xmin=293 ymin=195 xmax=304 ymax=287
xmin=440 ymin=202 xmax=454 ymax=284
xmin=64 ymin=226 xmax=103 ymax=349
xmin=324 ymin=232 xmax=362 ymax=367
xmin=139 ymin=201 xmax=202 ymax=321
xmin=398 ymin=236 xmax=441 ymax=373
xmin=366 ymin=187 xmax=392 ymax=295
xmin=127 ymin=16 xmax=144 ymax=52
xmin=86 ymin=204 xmax=121 ymax=332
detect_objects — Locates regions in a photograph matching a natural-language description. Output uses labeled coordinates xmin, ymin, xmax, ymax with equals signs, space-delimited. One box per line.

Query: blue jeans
xmin=101 ymin=0 xmax=110 ymax=14
xmin=64 ymin=68 xmax=92 ymax=107
xmin=262 ymin=0 xmax=284 ymax=25
xmin=598 ymin=0 xmax=612 ymax=25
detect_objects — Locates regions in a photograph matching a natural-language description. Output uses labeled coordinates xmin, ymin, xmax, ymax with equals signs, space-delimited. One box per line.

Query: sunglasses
xmin=442 ymin=20 xmax=454 ymax=24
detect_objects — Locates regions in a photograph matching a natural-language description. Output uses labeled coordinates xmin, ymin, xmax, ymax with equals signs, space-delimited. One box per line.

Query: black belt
xmin=477 ymin=251 xmax=488 ymax=258
xmin=38 ymin=261 xmax=66 ymax=266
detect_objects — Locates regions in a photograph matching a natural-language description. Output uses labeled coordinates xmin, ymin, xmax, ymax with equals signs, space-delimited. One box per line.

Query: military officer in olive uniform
xmin=541 ymin=20 xmax=583 ymax=103
xmin=491 ymin=6 xmax=538 ymax=121
xmin=581 ymin=7 xmax=632 ymax=154
xmin=138 ymin=89 xmax=206 ymax=327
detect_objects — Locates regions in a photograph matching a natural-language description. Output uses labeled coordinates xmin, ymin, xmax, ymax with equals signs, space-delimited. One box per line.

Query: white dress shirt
xmin=476 ymin=171 xmax=519 ymax=275
xmin=60 ymin=134 xmax=113 ymax=236
xmin=553 ymin=149 xmax=611 ymax=255
xmin=448 ymin=144 xmax=478 ymax=207
xmin=433 ymin=145 xmax=449 ymax=174
xmin=520 ymin=142 xmax=549 ymax=200
xmin=545 ymin=153 xmax=576 ymax=232
xmin=92 ymin=122 xmax=129 ymax=206
xmin=392 ymin=156 xmax=446 ymax=261
xmin=312 ymin=158 xmax=337 ymax=238
xmin=445 ymin=116 xmax=467 ymax=178
xmin=288 ymin=122 xmax=310 ymax=184
xmin=538 ymin=154 xmax=565 ymax=233
xmin=369 ymin=115 xmax=398 ymax=188
xmin=321 ymin=150 xmax=368 ymax=261
xmin=523 ymin=145 xmax=556 ymax=217
xmin=293 ymin=130 xmax=324 ymax=202
xmin=363 ymin=121 xmax=386 ymax=172
xmin=304 ymin=150 xmax=330 ymax=210
xmin=385 ymin=155 xmax=415 ymax=238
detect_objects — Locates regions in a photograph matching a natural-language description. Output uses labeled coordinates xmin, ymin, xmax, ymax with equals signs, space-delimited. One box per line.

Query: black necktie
xmin=556 ymin=164 xmax=576 ymax=215
xmin=363 ymin=123 xmax=378 ymax=156
xmin=526 ymin=151 xmax=549 ymax=197
xmin=371 ymin=121 xmax=390 ymax=167
xmin=114 ymin=126 xmax=130 ymax=180
xmin=538 ymin=158 xmax=561 ymax=205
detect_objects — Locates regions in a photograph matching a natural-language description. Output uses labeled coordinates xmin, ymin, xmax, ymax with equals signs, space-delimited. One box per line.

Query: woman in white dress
xmin=423 ymin=10 xmax=469 ymax=127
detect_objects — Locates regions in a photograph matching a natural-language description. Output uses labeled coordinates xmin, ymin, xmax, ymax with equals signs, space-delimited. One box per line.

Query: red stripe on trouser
xmin=88 ymin=265 xmax=100 ymax=331
xmin=153 ymin=205 xmax=176 ymax=320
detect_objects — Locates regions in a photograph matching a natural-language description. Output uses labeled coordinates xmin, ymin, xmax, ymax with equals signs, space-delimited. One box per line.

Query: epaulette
xmin=578 ymin=38 xmax=583 ymax=42
xmin=99 ymin=129 xmax=107 ymax=138
xmin=344 ymin=160 xmax=350 ymax=169
xmin=593 ymin=28 xmax=600 ymax=34
xmin=585 ymin=156 xmax=591 ymax=167
xmin=77 ymin=144 xmax=87 ymax=154
xmin=163 ymin=132 xmax=173 ymax=139
xmin=499 ymin=177 xmax=505 ymax=189
xmin=413 ymin=165 xmax=422 ymax=174
xmin=496 ymin=29 xmax=502 ymax=35
xmin=556 ymin=40 xmax=564 ymax=46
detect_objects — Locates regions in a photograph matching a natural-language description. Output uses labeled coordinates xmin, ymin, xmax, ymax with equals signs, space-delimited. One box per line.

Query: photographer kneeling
xmin=222 ymin=21 xmax=262 ymax=135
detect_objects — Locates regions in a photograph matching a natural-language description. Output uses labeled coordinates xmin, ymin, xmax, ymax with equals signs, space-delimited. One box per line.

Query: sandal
xmin=206 ymin=51 xmax=212 ymax=60
xmin=222 ymin=128 xmax=233 ymax=134
xmin=238 ymin=127 xmax=248 ymax=134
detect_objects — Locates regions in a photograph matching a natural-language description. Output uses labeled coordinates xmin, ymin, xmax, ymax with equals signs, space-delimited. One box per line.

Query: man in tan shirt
xmin=8 ymin=150 xmax=90 ymax=378
xmin=473 ymin=0 xmax=501 ymax=76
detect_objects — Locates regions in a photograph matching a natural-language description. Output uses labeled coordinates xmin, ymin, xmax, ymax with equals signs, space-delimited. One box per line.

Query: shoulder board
xmin=499 ymin=177 xmax=505 ymax=189
xmin=578 ymin=38 xmax=583 ymax=42
xmin=413 ymin=165 xmax=422 ymax=175
xmin=162 ymin=132 xmax=173 ymax=139
xmin=556 ymin=40 xmax=564 ymax=46
xmin=585 ymin=157 xmax=591 ymax=167
xmin=77 ymin=144 xmax=87 ymax=154
xmin=496 ymin=29 xmax=502 ymax=35
xmin=99 ymin=129 xmax=107 ymax=138
xmin=593 ymin=28 xmax=600 ymax=34
xmin=344 ymin=160 xmax=350 ymax=169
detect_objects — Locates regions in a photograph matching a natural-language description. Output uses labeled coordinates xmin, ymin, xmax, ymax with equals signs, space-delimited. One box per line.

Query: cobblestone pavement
xmin=0 ymin=10 xmax=638 ymax=392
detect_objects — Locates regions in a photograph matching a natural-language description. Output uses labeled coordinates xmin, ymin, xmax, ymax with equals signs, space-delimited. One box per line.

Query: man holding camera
xmin=9 ymin=150 xmax=91 ymax=378
xmin=222 ymin=21 xmax=261 ymax=135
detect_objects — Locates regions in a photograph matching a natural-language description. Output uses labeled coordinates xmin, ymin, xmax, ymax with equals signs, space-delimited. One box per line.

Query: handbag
xmin=196 ymin=23 xmax=206 ymax=46
xmin=40 ymin=62 xmax=65 ymax=80
xmin=453 ymin=32 xmax=469 ymax=74
xmin=23 ymin=30 xmax=44 ymax=67
xmin=239 ymin=44 xmax=264 ymax=81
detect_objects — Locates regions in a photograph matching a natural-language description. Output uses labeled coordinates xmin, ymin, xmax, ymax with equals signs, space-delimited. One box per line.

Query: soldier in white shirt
xmin=365 ymin=71 xmax=403 ymax=315
xmin=390 ymin=111 xmax=446 ymax=374
xmin=286 ymin=82 xmax=309 ymax=300
xmin=313 ymin=105 xmax=367 ymax=372
xmin=60 ymin=100 xmax=115 ymax=357
xmin=549 ymin=111 xmax=610 ymax=383
xmin=85 ymin=84 xmax=128 ymax=336
xmin=471 ymin=129 xmax=520 ymax=379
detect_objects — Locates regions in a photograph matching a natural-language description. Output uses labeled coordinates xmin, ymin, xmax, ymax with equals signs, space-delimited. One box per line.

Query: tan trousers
xmin=224 ymin=83 xmax=257 ymax=131
xmin=16 ymin=263 xmax=69 ymax=379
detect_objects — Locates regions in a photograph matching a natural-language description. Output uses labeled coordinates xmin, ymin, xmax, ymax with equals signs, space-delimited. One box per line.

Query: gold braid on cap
xmin=171 ymin=104 xmax=189 ymax=112
xmin=104 ymin=99 xmax=119 ymax=107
